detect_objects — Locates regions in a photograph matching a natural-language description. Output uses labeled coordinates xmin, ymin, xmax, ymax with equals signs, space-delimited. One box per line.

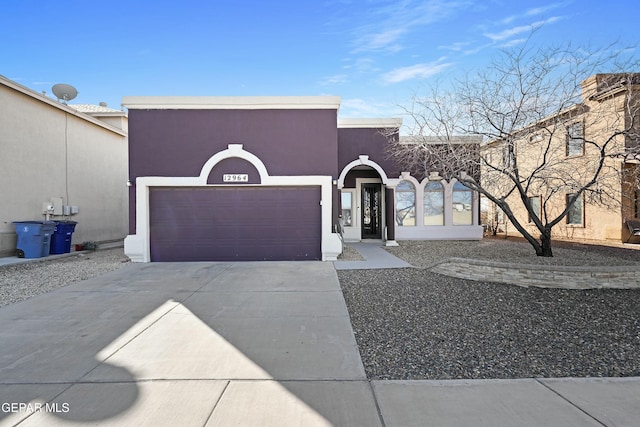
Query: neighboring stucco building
xmin=123 ymin=96 xmax=483 ymax=262
xmin=481 ymin=73 xmax=640 ymax=244
xmin=0 ymin=75 xmax=129 ymax=256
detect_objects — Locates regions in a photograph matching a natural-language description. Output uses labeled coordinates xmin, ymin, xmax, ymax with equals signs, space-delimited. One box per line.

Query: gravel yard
xmin=339 ymin=239 xmax=640 ymax=380
xmin=0 ymin=248 xmax=130 ymax=308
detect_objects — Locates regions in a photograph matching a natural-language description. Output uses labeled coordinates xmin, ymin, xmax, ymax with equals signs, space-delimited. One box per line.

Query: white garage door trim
xmin=125 ymin=144 xmax=342 ymax=262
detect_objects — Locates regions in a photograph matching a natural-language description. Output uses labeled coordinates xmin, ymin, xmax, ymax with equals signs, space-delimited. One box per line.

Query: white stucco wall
xmin=0 ymin=79 xmax=128 ymax=256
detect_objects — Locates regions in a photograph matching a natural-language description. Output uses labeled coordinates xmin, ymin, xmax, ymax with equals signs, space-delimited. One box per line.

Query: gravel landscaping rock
xmin=339 ymin=239 xmax=640 ymax=380
xmin=337 ymin=244 xmax=365 ymax=261
xmin=339 ymin=268 xmax=640 ymax=380
xmin=385 ymin=238 xmax=640 ymax=267
xmin=0 ymin=248 xmax=130 ymax=308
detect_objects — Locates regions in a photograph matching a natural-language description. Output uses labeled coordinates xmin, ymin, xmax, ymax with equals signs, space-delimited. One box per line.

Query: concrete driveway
xmin=1 ymin=260 xmax=639 ymax=426
xmin=0 ymin=262 xmax=380 ymax=426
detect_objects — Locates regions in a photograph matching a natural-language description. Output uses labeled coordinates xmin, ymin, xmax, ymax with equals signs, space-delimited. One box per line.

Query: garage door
xmin=149 ymin=186 xmax=321 ymax=261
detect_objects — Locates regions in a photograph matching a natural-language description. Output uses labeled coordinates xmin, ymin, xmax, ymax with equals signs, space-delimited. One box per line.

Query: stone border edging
xmin=428 ymin=257 xmax=640 ymax=289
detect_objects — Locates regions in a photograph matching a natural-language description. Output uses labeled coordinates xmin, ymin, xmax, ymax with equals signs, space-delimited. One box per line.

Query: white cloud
xmin=484 ymin=17 xmax=561 ymax=42
xmin=438 ymin=40 xmax=496 ymax=57
xmin=343 ymin=57 xmax=378 ymax=73
xmin=438 ymin=41 xmax=473 ymax=52
xmin=502 ymin=1 xmax=571 ymax=24
xmin=382 ymin=61 xmax=454 ymax=83
xmin=350 ymin=0 xmax=473 ymax=53
xmin=500 ymin=38 xmax=527 ymax=48
xmin=484 ymin=24 xmax=531 ymax=42
xmin=462 ymin=42 xmax=493 ymax=55
xmin=366 ymin=28 xmax=407 ymax=50
xmin=318 ymin=74 xmax=350 ymax=85
xmin=340 ymin=98 xmax=394 ymax=117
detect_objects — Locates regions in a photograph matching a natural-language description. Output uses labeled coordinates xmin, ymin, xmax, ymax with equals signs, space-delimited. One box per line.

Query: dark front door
xmin=361 ymin=183 xmax=382 ymax=239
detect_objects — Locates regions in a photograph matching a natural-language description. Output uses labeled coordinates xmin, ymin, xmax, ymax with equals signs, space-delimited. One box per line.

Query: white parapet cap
xmin=400 ymin=135 xmax=483 ymax=145
xmin=338 ymin=117 xmax=403 ymax=128
xmin=121 ymin=96 xmax=342 ymax=110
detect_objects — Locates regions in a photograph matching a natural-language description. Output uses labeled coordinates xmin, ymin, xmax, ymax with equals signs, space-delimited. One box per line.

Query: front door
xmin=361 ymin=183 xmax=381 ymax=239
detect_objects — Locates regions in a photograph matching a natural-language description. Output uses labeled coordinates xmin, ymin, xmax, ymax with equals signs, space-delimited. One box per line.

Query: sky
xmin=2 ymin=0 xmax=638 ymax=121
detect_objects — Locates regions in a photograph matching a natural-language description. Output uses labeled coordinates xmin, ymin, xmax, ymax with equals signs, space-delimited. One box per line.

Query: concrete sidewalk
xmin=334 ymin=241 xmax=412 ymax=270
xmin=0 ymin=262 xmax=638 ymax=426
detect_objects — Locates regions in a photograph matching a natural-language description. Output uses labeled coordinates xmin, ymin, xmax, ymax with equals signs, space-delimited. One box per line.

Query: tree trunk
xmin=537 ymin=230 xmax=554 ymax=257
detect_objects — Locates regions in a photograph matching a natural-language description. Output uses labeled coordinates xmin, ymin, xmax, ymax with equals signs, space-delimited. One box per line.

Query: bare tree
xmin=386 ymin=37 xmax=640 ymax=256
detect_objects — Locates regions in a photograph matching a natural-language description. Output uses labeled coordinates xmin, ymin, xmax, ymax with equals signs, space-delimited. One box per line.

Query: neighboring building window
xmin=396 ymin=180 xmax=416 ymax=226
xmin=424 ymin=181 xmax=444 ymax=225
xmin=497 ymin=206 xmax=504 ymax=224
xmin=502 ymin=144 xmax=512 ymax=167
xmin=529 ymin=133 xmax=543 ymax=143
xmin=566 ymin=122 xmax=584 ymax=156
xmin=341 ymin=191 xmax=353 ymax=227
xmin=452 ymin=182 xmax=473 ymax=225
xmin=502 ymin=141 xmax=516 ymax=168
xmin=528 ymin=195 xmax=541 ymax=223
xmin=566 ymin=193 xmax=583 ymax=225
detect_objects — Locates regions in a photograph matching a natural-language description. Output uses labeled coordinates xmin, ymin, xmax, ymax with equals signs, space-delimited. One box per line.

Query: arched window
xmin=424 ymin=181 xmax=444 ymax=225
xmin=395 ymin=181 xmax=415 ymax=226
xmin=452 ymin=182 xmax=473 ymax=225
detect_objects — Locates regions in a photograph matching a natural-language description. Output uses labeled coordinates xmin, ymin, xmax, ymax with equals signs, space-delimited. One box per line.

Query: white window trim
xmin=395 ymin=174 xmax=420 ymax=227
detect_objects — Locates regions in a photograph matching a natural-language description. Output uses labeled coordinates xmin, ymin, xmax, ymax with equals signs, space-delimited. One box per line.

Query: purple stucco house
xmin=123 ymin=96 xmax=482 ymax=262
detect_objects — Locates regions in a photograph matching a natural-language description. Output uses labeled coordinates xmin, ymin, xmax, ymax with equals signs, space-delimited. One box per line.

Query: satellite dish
xmin=52 ymin=83 xmax=78 ymax=103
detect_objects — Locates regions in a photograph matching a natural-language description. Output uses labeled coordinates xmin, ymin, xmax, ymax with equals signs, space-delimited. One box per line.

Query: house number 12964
xmin=223 ymin=174 xmax=249 ymax=182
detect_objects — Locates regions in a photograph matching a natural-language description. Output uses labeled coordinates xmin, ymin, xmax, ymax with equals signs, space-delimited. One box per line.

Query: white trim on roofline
xmin=122 ymin=96 xmax=342 ymax=110
xmin=338 ymin=118 xmax=402 ymax=128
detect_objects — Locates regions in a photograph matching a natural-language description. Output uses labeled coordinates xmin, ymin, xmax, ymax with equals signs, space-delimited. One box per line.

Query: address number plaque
xmin=223 ymin=174 xmax=249 ymax=183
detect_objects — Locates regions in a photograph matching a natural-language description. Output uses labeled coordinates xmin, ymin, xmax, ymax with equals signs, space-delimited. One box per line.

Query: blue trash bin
xmin=13 ymin=221 xmax=56 ymax=258
xmin=50 ymin=221 xmax=78 ymax=254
